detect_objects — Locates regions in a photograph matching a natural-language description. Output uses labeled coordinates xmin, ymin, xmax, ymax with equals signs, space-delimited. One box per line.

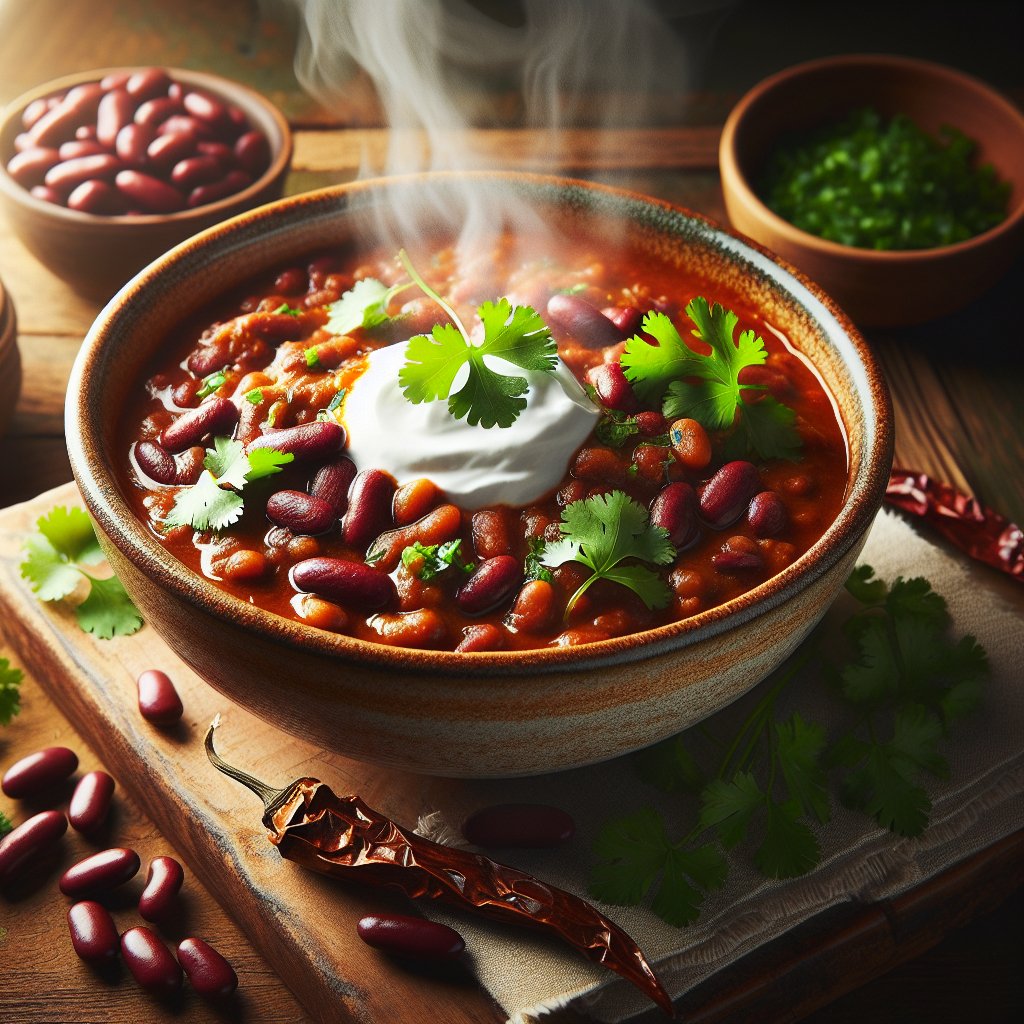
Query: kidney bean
xmin=126 ymin=67 xmax=173 ymax=101
xmin=266 ymin=490 xmax=336 ymax=535
xmin=115 ymin=122 xmax=156 ymax=167
xmin=147 ymin=129 xmax=198 ymax=169
xmin=366 ymin=503 xmax=461 ymax=571
xmin=586 ymin=362 xmax=639 ymax=412
xmin=221 ymin=549 xmax=268 ymax=581
xmin=274 ymin=266 xmax=306 ymax=294
xmin=6 ymin=147 xmax=59 ymax=188
xmin=121 ymin=926 xmax=183 ymax=994
xmin=170 ymin=155 xmax=222 ymax=190
xmin=160 ymin=396 xmax=239 ymax=453
xmin=67 ymin=901 xmax=120 ymax=963
xmin=291 ymin=558 xmax=396 ymax=611
xmin=457 ymin=555 xmax=521 ymax=616
xmin=177 ymin=937 xmax=238 ymax=998
xmin=133 ymin=95 xmax=182 ymax=129
xmin=367 ymin=609 xmax=446 ymax=648
xmin=30 ymin=184 xmax=63 ymax=204
xmin=392 ymin=477 xmax=439 ymax=526
xmin=59 ymin=847 xmax=141 ymax=897
xmin=635 ymin=410 xmax=667 ymax=436
xmin=292 ymin=594 xmax=348 ymax=631
xmin=68 ymin=771 xmax=116 ymax=833
xmin=506 ymin=579 xmax=556 ymax=633
xmin=175 ymin=446 xmax=206 ymax=485
xmin=114 ymin=169 xmax=185 ymax=212
xmin=2 ymin=745 xmax=78 ymax=798
xmin=462 ymin=803 xmax=575 ymax=848
xmin=455 ymin=623 xmax=505 ymax=652
xmin=546 ymin=293 xmax=623 ymax=347
xmin=28 ymin=84 xmax=104 ymax=147
xmin=248 ymin=420 xmax=345 ymax=461
xmin=96 ymin=88 xmax=136 ymax=147
xmin=138 ymin=856 xmax=185 ymax=922
xmin=196 ymin=140 xmax=234 ymax=166
xmin=157 ymin=114 xmax=214 ymax=141
xmin=306 ymin=456 xmax=356 ymax=517
xmin=650 ymin=482 xmax=699 ymax=548
xmin=604 ymin=304 xmax=644 ymax=335
xmin=21 ymin=97 xmax=51 ymax=130
xmin=133 ymin=440 xmax=177 ymax=484
xmin=137 ymin=669 xmax=184 ymax=725
xmin=747 ymin=490 xmax=788 ymax=538
xmin=100 ymin=71 xmax=132 ymax=91
xmin=712 ymin=535 xmax=765 ymax=574
xmin=44 ymin=153 xmax=123 ymax=191
xmin=357 ymin=913 xmax=465 ymax=959
xmin=182 ymin=90 xmax=230 ymax=130
xmin=75 ymin=124 xmax=98 ymax=140
xmin=471 ymin=508 xmax=513 ymax=560
xmin=699 ymin=460 xmax=761 ymax=529
xmin=571 ymin=446 xmax=628 ymax=486
xmin=234 ymin=129 xmax=270 ymax=174
xmin=186 ymin=169 xmax=252 ymax=208
xmin=0 ymin=811 xmax=67 ymax=883
xmin=58 ymin=139 xmax=107 ymax=160
xmin=67 ymin=179 xmax=125 ymax=215
xmin=342 ymin=469 xmax=397 ymax=551
xmin=669 ymin=417 xmax=712 ymax=471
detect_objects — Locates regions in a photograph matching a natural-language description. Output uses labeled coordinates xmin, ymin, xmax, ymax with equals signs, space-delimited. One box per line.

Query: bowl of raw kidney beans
xmin=0 ymin=66 xmax=293 ymax=300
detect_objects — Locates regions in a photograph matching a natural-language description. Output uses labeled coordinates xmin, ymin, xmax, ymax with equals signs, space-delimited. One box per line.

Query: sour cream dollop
xmin=341 ymin=342 xmax=600 ymax=509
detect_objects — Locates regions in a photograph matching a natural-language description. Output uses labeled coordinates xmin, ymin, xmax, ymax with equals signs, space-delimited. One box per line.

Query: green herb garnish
xmin=541 ymin=490 xmax=675 ymax=615
xmin=588 ymin=567 xmax=987 ymax=927
xmin=20 ymin=506 xmax=143 ymax=639
xmin=166 ymin=437 xmax=293 ymax=531
xmin=401 ymin=539 xmax=475 ymax=581
xmin=523 ymin=537 xmax=555 ymax=585
xmin=325 ymin=277 xmax=411 ymax=335
xmin=326 ymin=388 xmax=346 ymax=412
xmin=196 ymin=369 xmax=228 ymax=399
xmin=273 ymin=302 xmax=301 ymax=317
xmin=622 ymin=298 xmax=801 ymax=461
xmin=0 ymin=656 xmax=23 ymax=726
xmin=304 ymin=347 xmax=321 ymax=369
xmin=245 ymin=387 xmax=264 ymax=404
xmin=0 ymin=809 xmax=12 ymax=838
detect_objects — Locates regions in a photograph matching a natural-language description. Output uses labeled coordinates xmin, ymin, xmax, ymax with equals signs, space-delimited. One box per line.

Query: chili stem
xmin=204 ymin=716 xmax=288 ymax=812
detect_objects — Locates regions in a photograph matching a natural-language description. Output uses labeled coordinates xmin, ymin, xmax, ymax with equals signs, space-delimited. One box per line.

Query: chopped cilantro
xmin=196 ymin=369 xmax=227 ymax=399
xmin=304 ymin=347 xmax=321 ymax=369
xmin=19 ymin=506 xmax=143 ymax=639
xmin=541 ymin=490 xmax=675 ymax=615
xmin=273 ymin=302 xmax=301 ymax=316
xmin=245 ymin=387 xmax=264 ymax=405
xmin=400 ymin=539 xmax=474 ymax=581
xmin=326 ymin=388 xmax=347 ymax=412
xmin=325 ymin=277 xmax=409 ymax=335
xmin=0 ymin=656 xmax=24 ymax=726
xmin=523 ymin=537 xmax=555 ymax=585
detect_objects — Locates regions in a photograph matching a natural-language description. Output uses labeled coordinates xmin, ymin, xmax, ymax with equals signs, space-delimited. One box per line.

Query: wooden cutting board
xmin=0 ymin=482 xmax=506 ymax=1024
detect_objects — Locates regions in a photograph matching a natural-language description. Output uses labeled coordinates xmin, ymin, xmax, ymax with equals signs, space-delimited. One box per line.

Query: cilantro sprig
xmin=166 ymin=436 xmax=293 ymax=532
xmin=541 ymin=491 xmax=675 ymax=615
xmin=588 ymin=567 xmax=987 ymax=927
xmin=20 ymin=506 xmax=143 ymax=639
xmin=0 ymin=656 xmax=23 ymax=727
xmin=621 ymin=298 xmax=801 ymax=461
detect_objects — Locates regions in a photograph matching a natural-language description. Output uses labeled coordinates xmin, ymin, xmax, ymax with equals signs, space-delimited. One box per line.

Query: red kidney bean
xmin=462 ymin=803 xmax=575 ymax=848
xmin=234 ymin=130 xmax=270 ymax=174
xmin=546 ymin=293 xmax=624 ymax=347
xmin=5 ymin=147 xmax=59 ymax=188
xmin=115 ymin=122 xmax=156 ymax=167
xmin=96 ymin=88 xmax=137 ymax=147
xmin=341 ymin=468 xmax=396 ymax=550
xmin=634 ymin=410 xmax=667 ymax=436
xmin=157 ymin=114 xmax=214 ymax=140
xmin=248 ymin=420 xmax=345 ymax=461
xmin=0 ymin=811 xmax=67 ymax=883
xmin=650 ymin=481 xmax=700 ymax=548
xmin=186 ymin=169 xmax=251 ymax=208
xmin=30 ymin=184 xmax=63 ymax=204
xmin=309 ymin=456 xmax=357 ymax=515
xmin=21 ymin=97 xmax=51 ymax=130
xmin=59 ymin=847 xmax=141 ymax=897
xmin=456 ymin=555 xmax=521 ymax=616
xmin=699 ymin=460 xmax=761 ymax=529
xmin=161 ymin=396 xmax=239 ymax=453
xmin=290 ymin=557 xmax=396 ymax=611
xmin=266 ymin=490 xmax=336 ymax=535
xmin=137 ymin=669 xmax=184 ymax=725
xmin=455 ymin=623 xmax=505 ymax=652
xmin=2 ymin=745 xmax=78 ymax=798
xmin=58 ymin=139 xmax=107 ymax=160
xmin=586 ymin=361 xmax=639 ymax=412
xmin=170 ymin=155 xmax=222 ymax=190
xmin=471 ymin=508 xmax=513 ymax=560
xmin=147 ymin=129 xmax=198 ymax=169
xmin=274 ymin=266 xmax=306 ymax=294
xmin=356 ymin=913 xmax=464 ymax=959
xmin=121 ymin=926 xmax=183 ymax=994
xmin=100 ymin=71 xmax=132 ymax=91
xmin=67 ymin=179 xmax=125 ymax=214
xmin=747 ymin=490 xmax=788 ymax=538
xmin=28 ymin=84 xmax=104 ymax=147
xmin=712 ymin=547 xmax=765 ymax=573
xmin=114 ymin=169 xmax=185 ymax=212
xmin=196 ymin=140 xmax=234 ymax=165
xmin=182 ymin=90 xmax=230 ymax=129
xmin=177 ymin=937 xmax=238 ymax=997
xmin=134 ymin=440 xmax=178 ymax=484
xmin=604 ymin=305 xmax=644 ymax=335
xmin=75 ymin=123 xmax=98 ymax=140
xmin=44 ymin=153 xmax=123 ymax=191
xmin=67 ymin=901 xmax=120 ymax=963
xmin=133 ymin=97 xmax=181 ymax=129
xmin=138 ymin=856 xmax=185 ymax=922
xmin=126 ymin=67 xmax=173 ymax=102
xmin=68 ymin=771 xmax=116 ymax=832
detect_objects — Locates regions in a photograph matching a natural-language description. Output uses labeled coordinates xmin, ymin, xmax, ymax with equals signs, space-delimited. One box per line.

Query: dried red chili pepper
xmin=885 ymin=468 xmax=1023 ymax=581
xmin=204 ymin=719 xmax=673 ymax=1016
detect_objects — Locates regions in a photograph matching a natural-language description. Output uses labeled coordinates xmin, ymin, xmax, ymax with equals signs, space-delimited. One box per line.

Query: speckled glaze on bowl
xmin=0 ymin=67 xmax=292 ymax=302
xmin=66 ymin=173 xmax=893 ymax=777
xmin=720 ymin=54 xmax=1024 ymax=327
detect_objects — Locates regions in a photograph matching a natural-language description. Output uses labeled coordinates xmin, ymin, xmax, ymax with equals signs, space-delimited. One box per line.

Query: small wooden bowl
xmin=719 ymin=54 xmax=1024 ymax=327
xmin=0 ymin=67 xmax=292 ymax=302
xmin=0 ymin=274 xmax=22 ymax=441
xmin=67 ymin=173 xmax=894 ymax=778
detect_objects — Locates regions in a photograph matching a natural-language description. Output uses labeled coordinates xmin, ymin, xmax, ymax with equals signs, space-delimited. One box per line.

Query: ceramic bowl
xmin=719 ymin=54 xmax=1024 ymax=327
xmin=0 ymin=67 xmax=292 ymax=302
xmin=66 ymin=173 xmax=893 ymax=777
xmin=0 ymin=273 xmax=21 ymax=440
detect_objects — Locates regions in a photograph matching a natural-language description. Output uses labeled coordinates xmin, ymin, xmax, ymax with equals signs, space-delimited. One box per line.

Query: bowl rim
xmin=67 ymin=170 xmax=894 ymax=675
xmin=718 ymin=52 xmax=1024 ymax=263
xmin=0 ymin=65 xmax=293 ymax=226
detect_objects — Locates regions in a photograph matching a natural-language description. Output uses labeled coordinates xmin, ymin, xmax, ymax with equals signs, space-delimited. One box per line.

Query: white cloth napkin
xmin=418 ymin=510 xmax=1024 ymax=1022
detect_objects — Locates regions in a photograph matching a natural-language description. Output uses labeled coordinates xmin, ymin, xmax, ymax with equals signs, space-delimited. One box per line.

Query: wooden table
xmin=1 ymin=2 xmax=1021 ymax=1022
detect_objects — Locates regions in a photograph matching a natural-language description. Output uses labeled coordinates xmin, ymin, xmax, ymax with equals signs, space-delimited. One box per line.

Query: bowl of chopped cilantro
xmin=720 ymin=54 xmax=1024 ymax=326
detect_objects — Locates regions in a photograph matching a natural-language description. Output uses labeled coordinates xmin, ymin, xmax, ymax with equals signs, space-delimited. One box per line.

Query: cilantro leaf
xmin=0 ymin=809 xmax=12 ymax=838
xmin=36 ymin=506 xmax=103 ymax=565
xmin=633 ymin=735 xmax=705 ymax=794
xmin=20 ymin=533 xmax=84 ymax=601
xmin=620 ymin=311 xmax=704 ymax=405
xmin=401 ymin=539 xmax=474 ymax=581
xmin=699 ymin=771 xmax=764 ymax=848
xmin=841 ymin=745 xmax=932 ymax=836
xmin=652 ymin=845 xmax=728 ymax=926
xmin=757 ymin=799 xmax=820 ymax=878
xmin=775 ymin=713 xmax=831 ymax=824
xmin=590 ymin=807 xmax=673 ymax=905
xmin=845 ymin=564 xmax=887 ymax=604
xmin=523 ymin=538 xmax=555 ymax=585
xmin=541 ymin=491 xmax=675 ymax=614
xmin=325 ymin=277 xmax=394 ymax=334
xmin=196 ymin=369 xmax=227 ymax=399
xmin=76 ymin=575 xmax=145 ymax=639
xmin=0 ymin=657 xmax=24 ymax=726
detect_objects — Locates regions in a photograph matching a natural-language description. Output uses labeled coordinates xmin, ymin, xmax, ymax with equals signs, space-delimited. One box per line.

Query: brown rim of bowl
xmin=0 ymin=66 xmax=292 ymax=227
xmin=67 ymin=171 xmax=894 ymax=677
xmin=719 ymin=53 xmax=1024 ymax=263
